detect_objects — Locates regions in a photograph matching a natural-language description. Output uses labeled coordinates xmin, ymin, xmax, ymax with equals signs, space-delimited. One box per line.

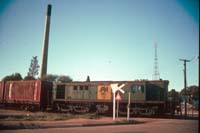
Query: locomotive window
xmin=138 ymin=86 xmax=141 ymax=91
xmin=141 ymin=85 xmax=144 ymax=93
xmin=131 ymin=85 xmax=144 ymax=93
xmin=80 ymin=86 xmax=83 ymax=90
xmin=73 ymin=86 xmax=77 ymax=90
xmin=56 ymin=85 xmax=65 ymax=99
xmin=131 ymin=85 xmax=137 ymax=93
xmin=85 ymin=86 xmax=88 ymax=90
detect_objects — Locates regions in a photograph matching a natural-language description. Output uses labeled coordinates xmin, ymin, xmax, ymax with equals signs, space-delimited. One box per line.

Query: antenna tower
xmin=153 ymin=43 xmax=160 ymax=80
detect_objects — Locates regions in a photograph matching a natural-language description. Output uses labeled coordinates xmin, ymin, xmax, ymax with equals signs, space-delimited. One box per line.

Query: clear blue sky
xmin=0 ymin=0 xmax=199 ymax=91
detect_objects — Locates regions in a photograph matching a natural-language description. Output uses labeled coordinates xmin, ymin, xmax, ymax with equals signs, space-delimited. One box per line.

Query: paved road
xmin=1 ymin=118 xmax=198 ymax=133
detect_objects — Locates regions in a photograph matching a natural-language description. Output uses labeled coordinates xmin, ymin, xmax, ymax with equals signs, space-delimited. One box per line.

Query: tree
xmin=86 ymin=75 xmax=90 ymax=82
xmin=27 ymin=56 xmax=40 ymax=78
xmin=41 ymin=74 xmax=73 ymax=83
xmin=2 ymin=73 xmax=23 ymax=81
xmin=24 ymin=75 xmax=35 ymax=80
xmin=41 ymin=74 xmax=58 ymax=82
xmin=179 ymin=85 xmax=199 ymax=109
xmin=57 ymin=75 xmax=73 ymax=83
xmin=168 ymin=89 xmax=179 ymax=97
xmin=168 ymin=89 xmax=180 ymax=114
xmin=180 ymin=85 xmax=199 ymax=98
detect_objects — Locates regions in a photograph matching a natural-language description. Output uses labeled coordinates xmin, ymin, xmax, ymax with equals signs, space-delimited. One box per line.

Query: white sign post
xmin=127 ymin=92 xmax=130 ymax=121
xmin=116 ymin=91 xmax=121 ymax=118
xmin=111 ymin=83 xmax=125 ymax=121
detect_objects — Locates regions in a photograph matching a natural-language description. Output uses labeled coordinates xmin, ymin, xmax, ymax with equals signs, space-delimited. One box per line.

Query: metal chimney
xmin=40 ymin=4 xmax=52 ymax=79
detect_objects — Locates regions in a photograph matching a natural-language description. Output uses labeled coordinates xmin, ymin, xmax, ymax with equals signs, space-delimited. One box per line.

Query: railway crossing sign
xmin=111 ymin=83 xmax=125 ymax=120
xmin=115 ymin=91 xmax=122 ymax=101
xmin=111 ymin=84 xmax=125 ymax=94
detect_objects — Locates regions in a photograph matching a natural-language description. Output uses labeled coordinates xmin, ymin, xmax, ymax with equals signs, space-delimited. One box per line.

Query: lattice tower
xmin=153 ymin=43 xmax=160 ymax=80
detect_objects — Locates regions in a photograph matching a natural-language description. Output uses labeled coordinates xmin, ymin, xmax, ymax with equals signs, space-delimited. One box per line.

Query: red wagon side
xmin=0 ymin=81 xmax=4 ymax=104
xmin=3 ymin=80 xmax=52 ymax=111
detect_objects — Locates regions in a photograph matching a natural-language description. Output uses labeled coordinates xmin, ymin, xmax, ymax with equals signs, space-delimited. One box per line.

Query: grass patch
xmin=115 ymin=119 xmax=145 ymax=124
xmin=0 ymin=112 xmax=100 ymax=121
xmin=75 ymin=113 xmax=102 ymax=119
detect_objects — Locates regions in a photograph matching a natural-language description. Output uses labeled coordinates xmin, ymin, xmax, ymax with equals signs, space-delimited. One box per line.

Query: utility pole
xmin=40 ymin=4 xmax=52 ymax=79
xmin=179 ymin=59 xmax=190 ymax=117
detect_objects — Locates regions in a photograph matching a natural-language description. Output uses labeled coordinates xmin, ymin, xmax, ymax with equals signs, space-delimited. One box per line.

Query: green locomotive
xmin=53 ymin=80 xmax=169 ymax=116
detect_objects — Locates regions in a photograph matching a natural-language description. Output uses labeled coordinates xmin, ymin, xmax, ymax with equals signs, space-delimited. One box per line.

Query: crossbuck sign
xmin=111 ymin=83 xmax=125 ymax=120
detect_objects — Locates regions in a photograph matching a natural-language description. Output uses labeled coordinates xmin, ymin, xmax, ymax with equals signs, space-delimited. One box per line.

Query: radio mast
xmin=153 ymin=43 xmax=160 ymax=80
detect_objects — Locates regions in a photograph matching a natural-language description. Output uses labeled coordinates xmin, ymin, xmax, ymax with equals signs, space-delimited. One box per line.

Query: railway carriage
xmin=0 ymin=80 xmax=52 ymax=111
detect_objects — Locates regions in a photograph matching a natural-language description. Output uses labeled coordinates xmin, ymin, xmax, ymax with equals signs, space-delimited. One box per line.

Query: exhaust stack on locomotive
xmin=40 ymin=4 xmax=52 ymax=79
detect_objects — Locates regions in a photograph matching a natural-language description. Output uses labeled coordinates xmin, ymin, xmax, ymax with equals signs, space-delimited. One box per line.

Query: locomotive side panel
xmin=54 ymin=84 xmax=66 ymax=100
xmin=97 ymin=85 xmax=112 ymax=101
xmin=78 ymin=85 xmax=87 ymax=99
xmin=146 ymin=83 xmax=165 ymax=101
xmin=66 ymin=85 xmax=97 ymax=100
xmin=68 ymin=85 xmax=81 ymax=100
xmin=146 ymin=81 xmax=169 ymax=101
xmin=88 ymin=85 xmax=97 ymax=100
xmin=120 ymin=83 xmax=145 ymax=101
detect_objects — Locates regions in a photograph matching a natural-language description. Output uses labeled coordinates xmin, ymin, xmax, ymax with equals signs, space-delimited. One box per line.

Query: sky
xmin=0 ymin=0 xmax=199 ymax=91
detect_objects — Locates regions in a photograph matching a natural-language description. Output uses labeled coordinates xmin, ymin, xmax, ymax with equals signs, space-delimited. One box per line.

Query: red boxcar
xmin=2 ymin=80 xmax=52 ymax=110
xmin=0 ymin=81 xmax=4 ymax=103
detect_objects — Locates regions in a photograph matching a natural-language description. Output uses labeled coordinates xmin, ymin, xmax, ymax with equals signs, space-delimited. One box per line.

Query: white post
xmin=117 ymin=100 xmax=119 ymax=118
xmin=192 ymin=100 xmax=193 ymax=117
xmin=111 ymin=83 xmax=125 ymax=121
xmin=127 ymin=92 xmax=130 ymax=121
xmin=113 ymin=91 xmax=116 ymax=120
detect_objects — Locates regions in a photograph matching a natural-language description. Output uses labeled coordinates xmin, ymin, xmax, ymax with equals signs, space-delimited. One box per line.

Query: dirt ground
xmin=0 ymin=108 xmax=199 ymax=133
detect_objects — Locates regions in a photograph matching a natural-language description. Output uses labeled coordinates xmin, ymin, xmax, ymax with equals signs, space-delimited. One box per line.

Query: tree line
xmin=1 ymin=72 xmax=73 ymax=83
xmin=168 ymin=86 xmax=199 ymax=110
xmin=1 ymin=56 xmax=72 ymax=83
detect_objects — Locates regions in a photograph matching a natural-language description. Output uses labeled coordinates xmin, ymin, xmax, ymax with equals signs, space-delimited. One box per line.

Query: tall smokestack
xmin=40 ymin=4 xmax=52 ymax=79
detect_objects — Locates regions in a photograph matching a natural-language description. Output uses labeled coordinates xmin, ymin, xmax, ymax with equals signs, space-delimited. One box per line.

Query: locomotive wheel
xmin=56 ymin=104 xmax=61 ymax=112
xmin=118 ymin=108 xmax=134 ymax=115
xmin=73 ymin=106 xmax=90 ymax=113
xmin=96 ymin=104 xmax=109 ymax=114
xmin=60 ymin=106 xmax=71 ymax=113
